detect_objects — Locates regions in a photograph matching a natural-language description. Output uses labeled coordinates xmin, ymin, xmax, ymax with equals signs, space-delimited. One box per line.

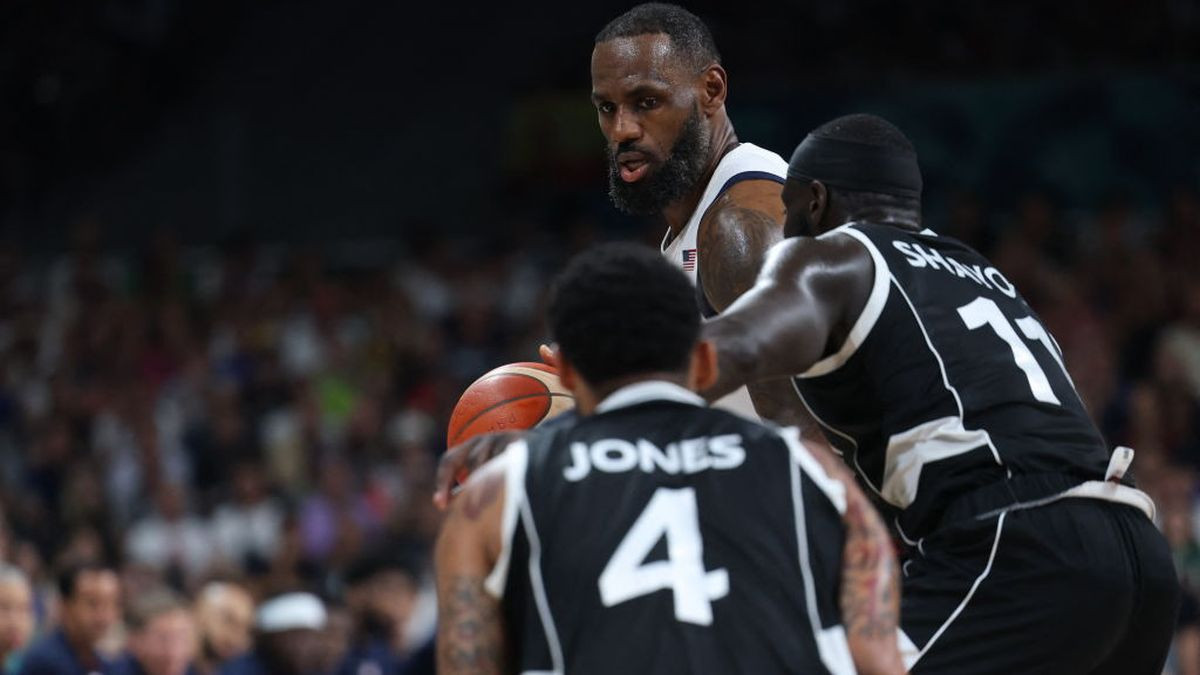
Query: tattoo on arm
xmin=438 ymin=575 xmax=506 ymax=675
xmin=840 ymin=496 xmax=900 ymax=641
xmin=698 ymin=205 xmax=782 ymax=312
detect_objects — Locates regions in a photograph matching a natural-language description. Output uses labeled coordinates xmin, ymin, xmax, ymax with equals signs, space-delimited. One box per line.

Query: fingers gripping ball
xmin=447 ymin=362 xmax=575 ymax=450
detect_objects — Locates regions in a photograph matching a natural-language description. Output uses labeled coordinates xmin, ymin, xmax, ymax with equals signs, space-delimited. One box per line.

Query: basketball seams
xmin=449 ymin=391 xmax=575 ymax=446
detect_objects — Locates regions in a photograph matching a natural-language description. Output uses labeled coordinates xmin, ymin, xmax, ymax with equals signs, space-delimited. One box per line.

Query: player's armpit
xmin=435 ymin=463 xmax=509 ymax=675
xmin=696 ymin=182 xmax=784 ymax=313
xmin=744 ymin=376 xmax=828 ymax=439
xmin=840 ymin=487 xmax=906 ymax=675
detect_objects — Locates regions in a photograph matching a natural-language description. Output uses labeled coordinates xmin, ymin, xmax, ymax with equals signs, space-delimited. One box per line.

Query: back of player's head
xmin=596 ymin=3 xmax=720 ymax=72
xmin=549 ymin=242 xmax=699 ymax=388
xmin=788 ymin=113 xmax=922 ymax=211
xmin=810 ymin=114 xmax=916 ymax=154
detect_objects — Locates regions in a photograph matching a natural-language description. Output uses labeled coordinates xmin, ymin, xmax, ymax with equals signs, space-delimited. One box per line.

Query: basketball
xmin=446 ymin=362 xmax=575 ymax=447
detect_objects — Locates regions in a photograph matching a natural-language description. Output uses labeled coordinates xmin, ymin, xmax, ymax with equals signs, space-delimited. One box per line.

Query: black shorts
xmin=901 ymin=495 xmax=1179 ymax=675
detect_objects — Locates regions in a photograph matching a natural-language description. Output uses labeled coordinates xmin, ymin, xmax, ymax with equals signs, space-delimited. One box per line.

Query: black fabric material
xmin=903 ymin=499 xmax=1179 ymax=675
xmin=787 ymin=135 xmax=922 ymax=198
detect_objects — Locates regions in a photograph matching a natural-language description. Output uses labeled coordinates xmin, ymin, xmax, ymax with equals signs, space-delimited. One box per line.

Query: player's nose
xmin=611 ymin=106 xmax=642 ymax=144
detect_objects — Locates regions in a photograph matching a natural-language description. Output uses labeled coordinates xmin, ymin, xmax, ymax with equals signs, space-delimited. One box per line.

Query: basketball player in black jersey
xmin=702 ymin=114 xmax=1179 ymax=673
xmin=435 ymin=244 xmax=904 ymax=674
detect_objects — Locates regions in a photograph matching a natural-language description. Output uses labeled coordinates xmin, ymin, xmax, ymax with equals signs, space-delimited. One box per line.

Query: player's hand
xmin=538 ymin=343 xmax=560 ymax=369
xmin=433 ymin=431 xmax=525 ymax=510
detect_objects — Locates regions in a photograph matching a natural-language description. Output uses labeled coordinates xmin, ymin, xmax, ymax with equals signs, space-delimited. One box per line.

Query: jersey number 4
xmin=598 ymin=487 xmax=729 ymax=626
xmin=958 ymin=296 xmax=1075 ymax=405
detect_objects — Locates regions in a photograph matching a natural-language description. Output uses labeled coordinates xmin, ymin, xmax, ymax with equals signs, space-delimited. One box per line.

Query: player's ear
xmin=689 ymin=339 xmax=719 ymax=393
xmin=699 ymin=64 xmax=727 ymax=113
xmin=809 ymin=180 xmax=828 ymax=231
xmin=557 ymin=358 xmax=579 ymax=395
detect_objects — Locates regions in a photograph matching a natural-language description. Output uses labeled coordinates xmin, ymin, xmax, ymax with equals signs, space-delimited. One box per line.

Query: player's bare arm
xmin=799 ymin=442 xmax=904 ymax=674
xmin=697 ymin=180 xmax=828 ymax=431
xmin=435 ymin=460 xmax=509 ymax=674
xmin=701 ymin=233 xmax=874 ymax=402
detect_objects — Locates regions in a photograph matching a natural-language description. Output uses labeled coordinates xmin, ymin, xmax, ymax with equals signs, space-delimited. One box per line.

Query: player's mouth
xmin=617 ymin=153 xmax=651 ymax=183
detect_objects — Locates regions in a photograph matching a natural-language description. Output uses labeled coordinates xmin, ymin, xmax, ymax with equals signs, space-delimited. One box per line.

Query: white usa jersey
xmin=660 ymin=142 xmax=787 ymax=420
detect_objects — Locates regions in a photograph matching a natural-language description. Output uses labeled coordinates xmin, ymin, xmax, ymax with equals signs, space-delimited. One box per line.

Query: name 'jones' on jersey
xmin=792 ymin=222 xmax=1110 ymax=537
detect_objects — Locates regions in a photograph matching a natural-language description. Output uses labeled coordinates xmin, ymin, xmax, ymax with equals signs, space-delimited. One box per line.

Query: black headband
xmin=787 ymin=134 xmax=922 ymax=199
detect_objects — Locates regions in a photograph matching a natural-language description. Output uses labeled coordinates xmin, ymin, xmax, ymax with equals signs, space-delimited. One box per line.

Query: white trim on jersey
xmin=799 ymin=224 xmax=892 ymax=379
xmin=888 ymin=272 xmax=1007 ymax=470
xmin=660 ymin=142 xmax=787 ymax=271
xmin=484 ymin=441 xmax=530 ymax=598
xmin=790 ymin=459 xmax=856 ymax=675
xmin=595 ymin=380 xmax=705 ymax=414
xmin=520 ymin=490 xmax=566 ymax=674
xmin=779 ymin=426 xmax=847 ymax=514
xmin=909 ymin=512 xmax=1007 ymax=669
xmin=789 ymin=379 xmax=888 ymax=500
xmin=881 ymin=416 xmax=994 ymax=509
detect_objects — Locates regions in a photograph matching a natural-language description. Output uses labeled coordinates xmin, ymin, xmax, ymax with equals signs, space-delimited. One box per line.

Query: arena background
xmin=0 ymin=0 xmax=1198 ymax=673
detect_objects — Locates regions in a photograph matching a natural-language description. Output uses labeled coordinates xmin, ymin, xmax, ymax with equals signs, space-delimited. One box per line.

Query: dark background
xmin=0 ymin=1 xmax=1199 ymax=673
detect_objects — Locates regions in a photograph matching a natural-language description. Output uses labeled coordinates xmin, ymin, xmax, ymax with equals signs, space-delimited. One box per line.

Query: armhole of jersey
xmin=779 ymin=426 xmax=846 ymax=515
xmin=798 ymin=225 xmax=891 ymax=379
xmin=484 ymin=440 xmax=529 ymax=598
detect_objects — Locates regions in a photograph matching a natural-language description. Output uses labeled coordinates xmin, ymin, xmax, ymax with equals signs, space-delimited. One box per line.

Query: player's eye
xmin=597 ymin=102 xmax=616 ymax=115
xmin=638 ymin=97 xmax=659 ymax=110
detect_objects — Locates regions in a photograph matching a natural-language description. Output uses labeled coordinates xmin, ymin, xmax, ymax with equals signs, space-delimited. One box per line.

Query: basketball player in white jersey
xmin=434 ymin=3 xmax=832 ymax=509
xmin=589 ymin=3 xmax=799 ymax=425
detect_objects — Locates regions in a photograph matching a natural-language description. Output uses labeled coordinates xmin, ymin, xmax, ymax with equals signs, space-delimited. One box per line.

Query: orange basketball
xmin=447 ymin=362 xmax=575 ymax=447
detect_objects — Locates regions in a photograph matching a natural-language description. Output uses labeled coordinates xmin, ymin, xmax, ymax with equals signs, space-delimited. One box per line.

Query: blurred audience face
xmin=63 ymin=568 xmax=120 ymax=647
xmin=130 ymin=608 xmax=196 ymax=675
xmin=195 ymin=583 xmax=254 ymax=662
xmin=0 ymin=576 xmax=33 ymax=656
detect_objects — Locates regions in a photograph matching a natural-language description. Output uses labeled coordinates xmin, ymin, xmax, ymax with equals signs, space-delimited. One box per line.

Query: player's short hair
xmin=595 ymin=3 xmax=721 ymax=72
xmin=808 ymin=113 xmax=922 ymax=212
xmin=810 ymin=113 xmax=915 ymax=154
xmin=549 ymin=243 xmax=699 ymax=388
xmin=126 ymin=587 xmax=189 ymax=632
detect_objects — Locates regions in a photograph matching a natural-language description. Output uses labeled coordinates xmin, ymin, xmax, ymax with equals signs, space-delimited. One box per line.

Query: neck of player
xmin=662 ymin=118 xmax=738 ymax=236
xmin=576 ymin=372 xmax=691 ymax=416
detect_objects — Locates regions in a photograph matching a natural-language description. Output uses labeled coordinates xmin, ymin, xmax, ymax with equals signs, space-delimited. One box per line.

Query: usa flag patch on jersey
xmin=682 ymin=249 xmax=697 ymax=271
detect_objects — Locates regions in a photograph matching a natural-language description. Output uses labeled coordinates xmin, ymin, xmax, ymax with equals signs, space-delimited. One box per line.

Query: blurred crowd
xmin=0 ymin=185 xmax=1194 ymax=673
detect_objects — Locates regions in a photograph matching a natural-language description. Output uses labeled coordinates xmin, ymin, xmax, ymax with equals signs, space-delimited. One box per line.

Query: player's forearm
xmin=841 ymin=493 xmax=905 ymax=675
xmin=437 ymin=574 xmax=507 ymax=675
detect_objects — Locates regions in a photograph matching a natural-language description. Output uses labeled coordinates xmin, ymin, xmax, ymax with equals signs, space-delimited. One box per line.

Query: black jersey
xmin=792 ymin=222 xmax=1110 ymax=540
xmin=488 ymin=381 xmax=854 ymax=675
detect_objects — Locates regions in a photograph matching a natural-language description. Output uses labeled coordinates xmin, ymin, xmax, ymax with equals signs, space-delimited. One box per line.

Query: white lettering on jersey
xmin=891 ymin=241 xmax=1017 ymax=298
xmin=562 ymin=434 xmax=746 ymax=482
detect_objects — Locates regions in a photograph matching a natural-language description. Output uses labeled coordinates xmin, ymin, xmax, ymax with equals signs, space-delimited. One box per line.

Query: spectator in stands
xmin=18 ymin=562 xmax=120 ymax=675
xmin=0 ymin=565 xmax=34 ymax=673
xmin=336 ymin=549 xmax=419 ymax=675
xmin=192 ymin=583 xmax=253 ymax=675
xmin=125 ymin=486 xmax=213 ymax=586
xmin=114 ymin=589 xmax=197 ymax=675
xmin=220 ymin=592 xmax=327 ymax=675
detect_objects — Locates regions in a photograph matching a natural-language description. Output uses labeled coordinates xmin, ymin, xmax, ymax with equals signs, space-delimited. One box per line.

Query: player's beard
xmin=606 ymin=105 xmax=710 ymax=216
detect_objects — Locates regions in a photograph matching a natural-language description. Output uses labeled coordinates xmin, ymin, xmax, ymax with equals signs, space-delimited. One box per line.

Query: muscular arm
xmin=696 ymin=182 xmax=828 ymax=432
xmin=435 ymin=459 xmax=509 ymax=675
xmin=701 ymin=234 xmax=874 ymax=403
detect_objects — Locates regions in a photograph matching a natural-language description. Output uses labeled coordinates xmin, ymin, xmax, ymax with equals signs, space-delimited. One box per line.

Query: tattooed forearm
xmin=841 ymin=496 xmax=899 ymax=640
xmin=438 ymin=576 xmax=506 ymax=675
xmin=697 ymin=205 xmax=782 ymax=312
